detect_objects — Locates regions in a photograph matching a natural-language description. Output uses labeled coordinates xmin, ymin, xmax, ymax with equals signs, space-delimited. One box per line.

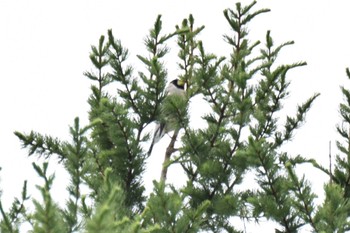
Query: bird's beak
xmin=178 ymin=79 xmax=185 ymax=86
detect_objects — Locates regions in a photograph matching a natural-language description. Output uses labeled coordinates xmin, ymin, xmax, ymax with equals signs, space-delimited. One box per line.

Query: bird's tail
xmin=147 ymin=138 xmax=155 ymax=157
xmin=147 ymin=122 xmax=166 ymax=156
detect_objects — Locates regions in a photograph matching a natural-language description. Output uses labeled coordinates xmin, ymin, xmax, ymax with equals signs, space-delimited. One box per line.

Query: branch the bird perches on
xmin=160 ymin=129 xmax=179 ymax=182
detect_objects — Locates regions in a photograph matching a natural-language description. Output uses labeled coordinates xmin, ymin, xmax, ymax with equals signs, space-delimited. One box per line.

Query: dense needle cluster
xmin=2 ymin=1 xmax=350 ymax=233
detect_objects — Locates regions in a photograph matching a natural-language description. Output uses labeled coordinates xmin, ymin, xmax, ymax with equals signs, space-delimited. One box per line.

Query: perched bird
xmin=148 ymin=79 xmax=185 ymax=156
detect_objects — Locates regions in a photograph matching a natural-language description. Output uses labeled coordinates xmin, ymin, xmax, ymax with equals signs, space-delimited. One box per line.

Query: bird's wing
xmin=165 ymin=83 xmax=185 ymax=96
xmin=153 ymin=122 xmax=166 ymax=144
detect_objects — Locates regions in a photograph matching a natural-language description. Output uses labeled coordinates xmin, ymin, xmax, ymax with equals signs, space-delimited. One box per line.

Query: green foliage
xmin=83 ymin=16 xmax=185 ymax=213
xmin=0 ymin=181 xmax=29 ymax=233
xmin=3 ymin=1 xmax=350 ymax=232
xmin=308 ymin=67 xmax=350 ymax=232
xmin=13 ymin=131 xmax=63 ymax=159
xmin=142 ymin=181 xmax=209 ymax=233
xmin=314 ymin=183 xmax=350 ymax=232
xmin=31 ymin=163 xmax=66 ymax=233
xmin=332 ymin=68 xmax=350 ymax=197
xmin=85 ymin=168 xmax=127 ymax=233
xmin=178 ymin=2 xmax=319 ymax=232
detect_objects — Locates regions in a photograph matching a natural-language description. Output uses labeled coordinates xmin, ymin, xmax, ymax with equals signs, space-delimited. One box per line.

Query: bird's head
xmin=171 ymin=79 xmax=185 ymax=90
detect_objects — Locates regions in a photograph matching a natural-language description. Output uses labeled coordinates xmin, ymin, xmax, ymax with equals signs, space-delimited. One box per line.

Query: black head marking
xmin=170 ymin=79 xmax=185 ymax=90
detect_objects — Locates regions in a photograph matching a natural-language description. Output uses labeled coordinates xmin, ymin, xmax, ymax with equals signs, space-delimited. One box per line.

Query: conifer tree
xmin=311 ymin=68 xmax=350 ymax=232
xmin=174 ymin=2 xmax=321 ymax=232
xmin=3 ymin=1 xmax=350 ymax=232
xmin=332 ymin=68 xmax=350 ymax=198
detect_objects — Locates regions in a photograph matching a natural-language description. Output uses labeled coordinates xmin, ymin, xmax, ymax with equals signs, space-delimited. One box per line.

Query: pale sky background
xmin=1 ymin=0 xmax=350 ymax=232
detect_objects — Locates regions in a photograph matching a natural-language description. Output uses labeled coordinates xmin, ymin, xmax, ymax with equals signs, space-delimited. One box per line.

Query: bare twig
xmin=160 ymin=130 xmax=179 ymax=182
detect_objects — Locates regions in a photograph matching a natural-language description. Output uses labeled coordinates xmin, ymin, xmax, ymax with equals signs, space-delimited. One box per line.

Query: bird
xmin=147 ymin=79 xmax=185 ymax=156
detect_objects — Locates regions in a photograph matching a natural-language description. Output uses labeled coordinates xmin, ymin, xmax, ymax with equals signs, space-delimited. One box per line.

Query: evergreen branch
xmin=0 ymin=187 xmax=28 ymax=232
xmin=275 ymin=93 xmax=319 ymax=147
xmin=14 ymin=131 xmax=65 ymax=160
xmin=136 ymin=55 xmax=151 ymax=66
xmin=252 ymin=33 xmax=308 ymax=145
xmin=176 ymin=14 xmax=204 ymax=90
xmin=285 ymin=164 xmax=318 ymax=230
xmin=85 ymin=34 xmax=111 ymax=93
xmin=251 ymin=139 xmax=298 ymax=232
xmin=194 ymin=41 xmax=225 ymax=106
xmin=209 ymin=102 xmax=227 ymax=147
xmin=240 ymin=1 xmax=270 ymax=26
xmin=89 ymin=35 xmax=109 ymax=70
xmin=346 ymin=67 xmax=350 ymax=79
xmin=314 ymin=183 xmax=350 ymax=232
xmin=223 ymin=131 xmax=246 ymax=196
xmin=179 ymin=129 xmax=204 ymax=183
xmin=311 ymin=159 xmax=340 ymax=184
xmin=32 ymin=163 xmax=66 ymax=233
xmin=251 ymin=72 xmax=285 ymax=141
xmin=229 ymin=121 xmax=244 ymax=156
xmin=108 ymin=30 xmax=141 ymax=117
xmin=138 ymin=16 xmax=181 ymax=125
xmin=109 ymin=107 xmax=146 ymax=210
xmin=223 ymin=8 xmax=240 ymax=34
xmin=114 ymin=116 xmax=135 ymax=187
xmin=329 ymin=68 xmax=350 ymax=199
xmin=193 ymin=1 xmax=269 ymax=208
xmin=145 ymin=15 xmax=179 ymax=58
xmin=62 ymin=117 xmax=92 ymax=232
xmin=90 ymin=146 xmax=105 ymax=178
xmin=11 ymin=181 xmax=29 ymax=224
xmin=85 ymin=174 xmax=124 ymax=233
xmin=206 ymin=76 xmax=250 ymax=200
xmin=0 ymin=201 xmax=15 ymax=233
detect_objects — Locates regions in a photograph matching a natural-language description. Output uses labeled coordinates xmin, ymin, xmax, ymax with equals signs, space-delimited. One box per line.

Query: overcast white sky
xmin=1 ymin=0 xmax=350 ymax=231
